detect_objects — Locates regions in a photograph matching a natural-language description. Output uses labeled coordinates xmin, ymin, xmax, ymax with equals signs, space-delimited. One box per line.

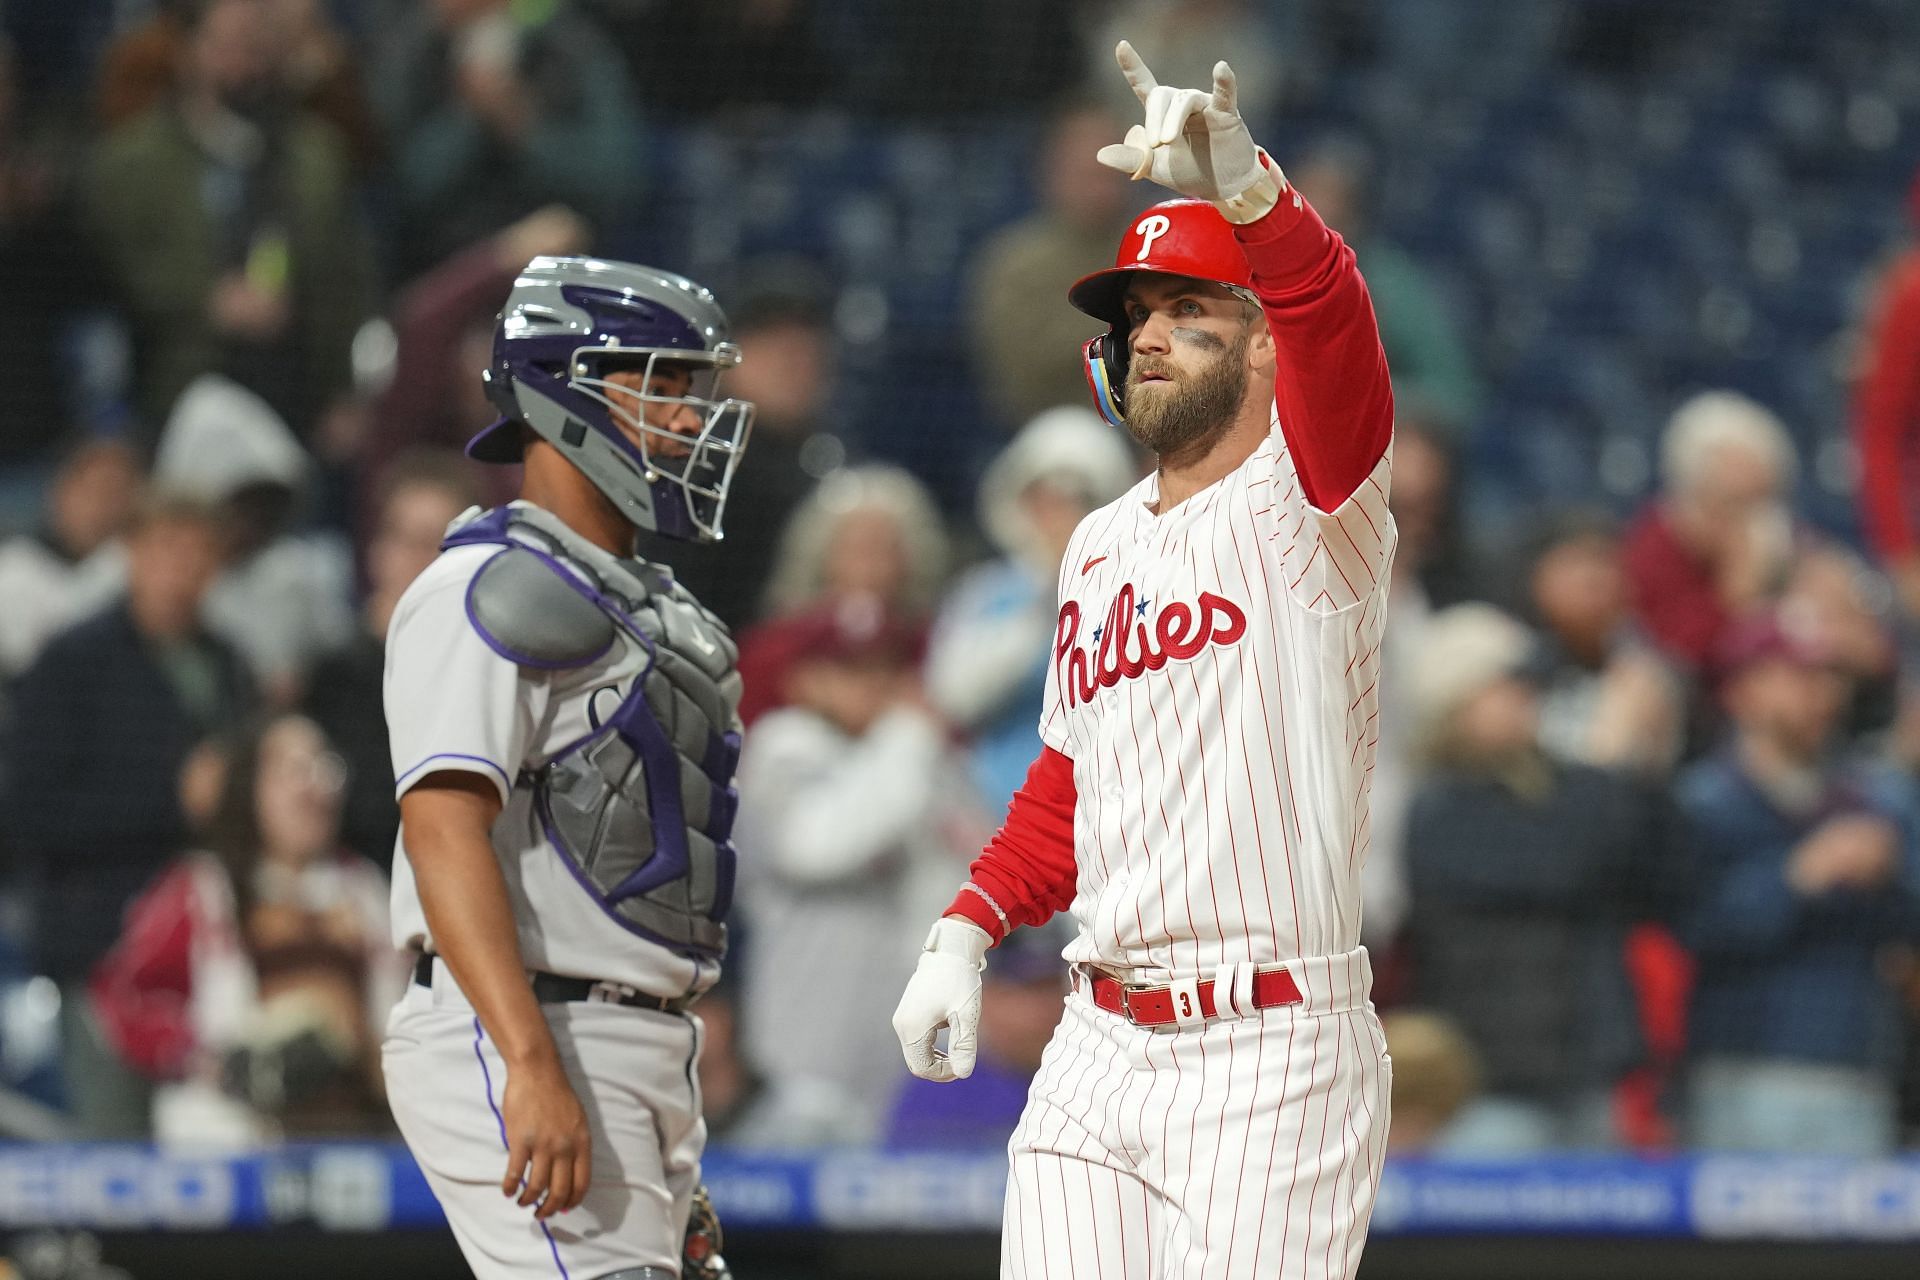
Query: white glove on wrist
xmin=891 ymin=917 xmax=991 ymax=1082
xmin=1095 ymin=40 xmax=1283 ymax=225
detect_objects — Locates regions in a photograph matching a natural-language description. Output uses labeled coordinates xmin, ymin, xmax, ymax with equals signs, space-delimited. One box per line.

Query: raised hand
xmin=1094 ymin=40 xmax=1282 ymax=224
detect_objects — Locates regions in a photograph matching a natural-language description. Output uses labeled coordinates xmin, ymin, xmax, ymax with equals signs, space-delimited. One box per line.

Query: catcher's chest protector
xmin=443 ymin=506 xmax=743 ymax=959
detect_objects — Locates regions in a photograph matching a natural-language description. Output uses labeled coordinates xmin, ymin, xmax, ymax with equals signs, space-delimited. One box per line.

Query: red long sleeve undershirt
xmin=945 ymin=746 xmax=1078 ymax=940
xmin=1236 ymin=159 xmax=1395 ymax=513
xmin=944 ymin=178 xmax=1393 ymax=941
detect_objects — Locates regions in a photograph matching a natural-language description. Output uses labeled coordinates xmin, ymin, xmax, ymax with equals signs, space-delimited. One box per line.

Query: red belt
xmin=1078 ymin=964 xmax=1303 ymax=1027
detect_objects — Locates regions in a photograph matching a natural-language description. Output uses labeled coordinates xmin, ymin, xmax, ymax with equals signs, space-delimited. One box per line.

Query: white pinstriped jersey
xmin=1041 ymin=424 xmax=1394 ymax=978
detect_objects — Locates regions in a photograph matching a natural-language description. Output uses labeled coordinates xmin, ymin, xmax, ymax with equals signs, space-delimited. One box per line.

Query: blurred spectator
xmin=1854 ymin=166 xmax=1920 ymax=618
xmin=0 ymin=439 xmax=139 ymax=682
xmin=4 ymin=493 xmax=250 ymax=1135
xmin=1088 ymin=2 xmax=1291 ymax=131
xmin=4 ymin=493 xmax=252 ymax=986
xmin=926 ymin=407 xmax=1138 ymax=810
xmin=153 ymin=375 xmax=354 ymax=702
xmin=736 ymin=464 xmax=949 ymax=724
xmin=734 ymin=600 xmax=977 ymax=1142
xmin=83 ymin=0 xmax=375 ymax=439
xmin=1521 ymin=511 xmax=1682 ymax=776
xmin=760 ymin=464 xmax=950 ymax=619
xmin=1364 ymin=420 xmax=1480 ymax=947
xmin=695 ymin=966 xmax=858 ymax=1151
xmin=1290 ymin=139 xmax=1484 ymax=435
xmin=1403 ymin=604 xmax=1683 ymax=1153
xmin=1386 ymin=418 xmax=1482 ymax=616
xmin=1624 ymin=392 xmax=1801 ymax=678
xmin=885 ymin=925 xmax=1068 ymax=1151
xmin=1780 ymin=546 xmax=1900 ymax=742
xmin=0 ymin=36 xmax=114 ymax=478
xmin=1679 ymin=612 xmax=1920 ymax=1155
xmin=1520 ymin=510 xmax=1694 ymax=1145
xmin=95 ymin=0 xmax=382 ymax=175
xmin=1380 ymin=1009 xmax=1481 ymax=1154
xmin=966 ymin=103 xmax=1134 ymax=431
xmin=90 ymin=713 xmax=402 ymax=1145
xmin=640 ymin=271 xmax=847 ymax=631
xmin=356 ymin=204 xmax=589 ymax=517
xmin=305 ymin=451 xmax=476 ymax=869
xmin=372 ymin=0 xmax=642 ymax=279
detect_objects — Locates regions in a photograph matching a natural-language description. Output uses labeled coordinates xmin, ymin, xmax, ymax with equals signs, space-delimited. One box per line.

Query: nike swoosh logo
xmin=1081 ymin=555 xmax=1108 ymax=575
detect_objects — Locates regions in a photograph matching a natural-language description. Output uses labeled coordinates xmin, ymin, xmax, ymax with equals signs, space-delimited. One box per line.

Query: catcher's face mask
xmin=470 ymin=257 xmax=757 ymax=544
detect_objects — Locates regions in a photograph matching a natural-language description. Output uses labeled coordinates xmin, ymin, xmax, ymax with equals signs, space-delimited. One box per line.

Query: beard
xmin=1122 ymin=326 xmax=1251 ymax=457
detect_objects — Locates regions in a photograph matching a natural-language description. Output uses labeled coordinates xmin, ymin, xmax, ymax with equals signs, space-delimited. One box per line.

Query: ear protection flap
xmin=1083 ymin=332 xmax=1128 ymax=428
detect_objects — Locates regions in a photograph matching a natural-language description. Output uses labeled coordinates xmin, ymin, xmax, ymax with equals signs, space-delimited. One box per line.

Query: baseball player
xmin=382 ymin=256 xmax=746 ymax=1280
xmin=893 ymin=43 xmax=1396 ymax=1279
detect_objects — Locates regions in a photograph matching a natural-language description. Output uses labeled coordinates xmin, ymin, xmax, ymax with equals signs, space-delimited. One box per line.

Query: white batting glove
xmin=1096 ymin=40 xmax=1283 ymax=225
xmin=892 ymin=917 xmax=991 ymax=1082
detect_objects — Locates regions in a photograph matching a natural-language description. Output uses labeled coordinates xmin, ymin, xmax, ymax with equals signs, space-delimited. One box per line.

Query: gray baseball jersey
xmin=383 ymin=500 xmax=741 ymax=1280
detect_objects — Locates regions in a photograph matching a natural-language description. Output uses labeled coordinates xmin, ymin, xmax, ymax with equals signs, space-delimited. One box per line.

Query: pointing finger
xmin=1211 ymin=60 xmax=1238 ymax=115
xmin=1115 ymin=39 xmax=1158 ymax=104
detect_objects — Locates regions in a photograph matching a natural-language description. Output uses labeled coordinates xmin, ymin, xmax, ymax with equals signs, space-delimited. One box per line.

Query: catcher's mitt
xmin=684 ymin=1184 xmax=731 ymax=1279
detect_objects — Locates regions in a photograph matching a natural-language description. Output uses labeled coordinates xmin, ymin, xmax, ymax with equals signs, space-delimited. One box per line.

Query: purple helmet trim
xmin=557 ymin=283 xmax=708 ymax=353
xmin=465 ymin=415 xmax=523 ymax=464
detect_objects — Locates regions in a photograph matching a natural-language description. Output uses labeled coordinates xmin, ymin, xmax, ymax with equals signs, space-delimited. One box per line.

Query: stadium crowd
xmin=0 ymin=0 xmax=1916 ymax=1162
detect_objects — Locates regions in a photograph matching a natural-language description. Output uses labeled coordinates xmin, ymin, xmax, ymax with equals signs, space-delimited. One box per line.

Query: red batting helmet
xmin=1068 ymin=199 xmax=1259 ymax=427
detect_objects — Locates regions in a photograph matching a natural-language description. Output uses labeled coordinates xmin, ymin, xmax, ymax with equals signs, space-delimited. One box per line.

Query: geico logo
xmin=0 ymin=1152 xmax=234 ymax=1229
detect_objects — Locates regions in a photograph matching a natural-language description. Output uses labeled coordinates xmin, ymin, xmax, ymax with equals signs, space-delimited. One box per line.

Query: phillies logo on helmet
xmin=1055 ymin=583 xmax=1248 ymax=708
xmin=1133 ymin=213 xmax=1172 ymax=261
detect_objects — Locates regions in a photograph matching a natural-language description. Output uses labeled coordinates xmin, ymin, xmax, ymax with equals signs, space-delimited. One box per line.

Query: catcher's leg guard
xmin=682 ymin=1183 xmax=731 ymax=1279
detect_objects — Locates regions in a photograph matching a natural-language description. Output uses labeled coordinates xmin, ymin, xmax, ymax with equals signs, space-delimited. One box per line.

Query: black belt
xmin=411 ymin=953 xmax=695 ymax=1014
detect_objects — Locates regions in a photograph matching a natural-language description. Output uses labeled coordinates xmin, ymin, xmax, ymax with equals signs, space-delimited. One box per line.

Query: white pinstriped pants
xmin=1002 ymin=947 xmax=1390 ymax=1280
